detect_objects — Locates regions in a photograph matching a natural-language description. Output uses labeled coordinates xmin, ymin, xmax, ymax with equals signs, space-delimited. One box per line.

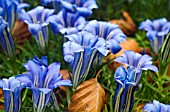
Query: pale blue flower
xmin=114 ymin=66 xmax=138 ymax=112
xmin=114 ymin=50 xmax=158 ymax=83
xmin=0 ymin=77 xmax=25 ymax=112
xmin=139 ymin=18 xmax=170 ymax=53
xmin=16 ymin=56 xmax=72 ymax=111
xmin=143 ymin=100 xmax=170 ymax=112
xmin=83 ymin=20 xmax=127 ymax=54
xmin=18 ymin=6 xmax=55 ymax=52
xmin=47 ymin=9 xmax=86 ymax=35
xmin=41 ymin=0 xmax=98 ymax=17
xmin=63 ymin=31 xmax=108 ymax=89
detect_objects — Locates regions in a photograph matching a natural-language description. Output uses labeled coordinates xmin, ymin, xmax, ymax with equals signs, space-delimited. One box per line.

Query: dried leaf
xmin=12 ymin=20 xmax=31 ymax=45
xmin=68 ymin=78 xmax=105 ymax=112
xmin=110 ymin=11 xmax=137 ymax=36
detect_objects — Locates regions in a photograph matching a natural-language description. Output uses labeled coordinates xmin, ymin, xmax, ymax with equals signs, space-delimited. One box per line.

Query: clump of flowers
xmin=16 ymin=56 xmax=72 ymax=111
xmin=0 ymin=77 xmax=26 ymax=112
xmin=139 ymin=18 xmax=170 ymax=54
xmin=83 ymin=20 xmax=127 ymax=54
xmin=41 ymin=0 xmax=98 ymax=17
xmin=48 ymin=9 xmax=86 ymax=35
xmin=113 ymin=50 xmax=158 ymax=112
xmin=63 ymin=31 xmax=108 ymax=89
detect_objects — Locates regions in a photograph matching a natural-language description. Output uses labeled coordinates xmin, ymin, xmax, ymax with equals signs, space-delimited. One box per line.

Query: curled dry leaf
xmin=68 ymin=78 xmax=106 ymax=112
xmin=12 ymin=20 xmax=31 ymax=45
xmin=110 ymin=11 xmax=137 ymax=36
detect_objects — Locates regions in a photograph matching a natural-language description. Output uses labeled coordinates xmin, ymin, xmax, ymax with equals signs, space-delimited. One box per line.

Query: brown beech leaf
xmin=68 ymin=78 xmax=106 ymax=112
xmin=110 ymin=10 xmax=137 ymax=36
xmin=12 ymin=20 xmax=31 ymax=45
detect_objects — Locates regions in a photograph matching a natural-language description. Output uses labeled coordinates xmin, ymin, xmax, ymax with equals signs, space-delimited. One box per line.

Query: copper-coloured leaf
xmin=110 ymin=11 xmax=137 ymax=36
xmin=12 ymin=20 xmax=31 ymax=45
xmin=68 ymin=78 xmax=105 ymax=112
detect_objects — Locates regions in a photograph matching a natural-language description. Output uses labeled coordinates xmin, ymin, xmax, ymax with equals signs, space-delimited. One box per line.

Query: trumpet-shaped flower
xmin=47 ymin=9 xmax=86 ymax=35
xmin=0 ymin=17 xmax=15 ymax=58
xmin=139 ymin=18 xmax=170 ymax=53
xmin=0 ymin=0 xmax=24 ymax=30
xmin=41 ymin=0 xmax=62 ymax=13
xmin=41 ymin=0 xmax=98 ymax=17
xmin=63 ymin=31 xmax=108 ymax=89
xmin=0 ymin=77 xmax=25 ymax=112
xmin=114 ymin=66 xmax=138 ymax=112
xmin=16 ymin=56 xmax=72 ymax=111
xmin=18 ymin=6 xmax=55 ymax=52
xmin=114 ymin=50 xmax=158 ymax=83
xmin=143 ymin=100 xmax=170 ymax=112
xmin=83 ymin=20 xmax=127 ymax=54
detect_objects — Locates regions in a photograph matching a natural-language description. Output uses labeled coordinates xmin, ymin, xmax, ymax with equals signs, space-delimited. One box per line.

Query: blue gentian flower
xmin=41 ymin=0 xmax=98 ymax=17
xmin=0 ymin=17 xmax=15 ymax=58
xmin=83 ymin=20 xmax=127 ymax=54
xmin=0 ymin=77 xmax=25 ymax=112
xmin=41 ymin=0 xmax=62 ymax=13
xmin=61 ymin=0 xmax=98 ymax=17
xmin=63 ymin=31 xmax=108 ymax=89
xmin=139 ymin=18 xmax=170 ymax=53
xmin=18 ymin=6 xmax=55 ymax=52
xmin=0 ymin=0 xmax=24 ymax=30
xmin=114 ymin=50 xmax=158 ymax=83
xmin=47 ymin=9 xmax=86 ymax=35
xmin=114 ymin=66 xmax=138 ymax=112
xmin=143 ymin=100 xmax=170 ymax=112
xmin=16 ymin=56 xmax=72 ymax=111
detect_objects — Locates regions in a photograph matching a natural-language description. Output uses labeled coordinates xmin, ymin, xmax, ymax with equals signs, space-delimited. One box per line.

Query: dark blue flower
xmin=139 ymin=18 xmax=170 ymax=53
xmin=114 ymin=66 xmax=138 ymax=112
xmin=0 ymin=77 xmax=25 ymax=112
xmin=47 ymin=9 xmax=86 ymax=35
xmin=114 ymin=50 xmax=158 ymax=83
xmin=63 ymin=31 xmax=108 ymax=89
xmin=0 ymin=17 xmax=15 ymax=58
xmin=41 ymin=0 xmax=98 ymax=17
xmin=16 ymin=56 xmax=72 ymax=111
xmin=0 ymin=0 xmax=25 ymax=30
xmin=18 ymin=6 xmax=55 ymax=52
xmin=83 ymin=20 xmax=127 ymax=54
xmin=143 ymin=100 xmax=170 ymax=112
